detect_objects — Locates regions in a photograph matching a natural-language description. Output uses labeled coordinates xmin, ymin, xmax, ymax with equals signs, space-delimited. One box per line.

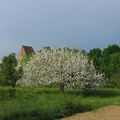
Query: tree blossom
xmin=17 ymin=48 xmax=104 ymax=91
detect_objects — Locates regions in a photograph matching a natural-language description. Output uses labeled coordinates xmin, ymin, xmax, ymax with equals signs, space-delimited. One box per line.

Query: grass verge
xmin=0 ymin=87 xmax=120 ymax=120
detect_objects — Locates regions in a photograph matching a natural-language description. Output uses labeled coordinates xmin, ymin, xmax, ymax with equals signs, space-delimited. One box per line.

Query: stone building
xmin=18 ymin=45 xmax=34 ymax=63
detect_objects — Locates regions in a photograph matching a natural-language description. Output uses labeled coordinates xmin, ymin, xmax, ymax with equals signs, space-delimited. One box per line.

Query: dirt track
xmin=61 ymin=106 xmax=120 ymax=120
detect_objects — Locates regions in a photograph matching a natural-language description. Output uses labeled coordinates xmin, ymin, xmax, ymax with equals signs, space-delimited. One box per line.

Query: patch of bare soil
xmin=60 ymin=106 xmax=120 ymax=120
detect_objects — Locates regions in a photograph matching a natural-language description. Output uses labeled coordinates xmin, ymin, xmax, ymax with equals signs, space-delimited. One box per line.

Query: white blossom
xmin=17 ymin=48 xmax=104 ymax=90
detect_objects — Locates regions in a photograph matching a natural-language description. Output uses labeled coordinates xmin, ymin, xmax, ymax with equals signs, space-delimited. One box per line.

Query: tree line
xmin=0 ymin=44 xmax=119 ymax=89
xmin=88 ymin=44 xmax=120 ymax=87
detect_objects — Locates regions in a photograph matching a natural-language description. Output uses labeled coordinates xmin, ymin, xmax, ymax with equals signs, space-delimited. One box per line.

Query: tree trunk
xmin=59 ymin=83 xmax=64 ymax=93
xmin=9 ymin=87 xmax=16 ymax=98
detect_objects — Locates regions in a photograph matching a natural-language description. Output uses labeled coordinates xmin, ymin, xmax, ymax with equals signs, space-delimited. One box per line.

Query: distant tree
xmin=0 ymin=53 xmax=22 ymax=88
xmin=17 ymin=48 xmax=104 ymax=92
xmin=109 ymin=52 xmax=120 ymax=76
xmin=113 ymin=72 xmax=120 ymax=87
xmin=88 ymin=48 xmax=103 ymax=72
xmin=103 ymin=44 xmax=120 ymax=65
xmin=87 ymin=44 xmax=120 ymax=88
xmin=102 ymin=44 xmax=120 ymax=78
xmin=104 ymin=52 xmax=120 ymax=88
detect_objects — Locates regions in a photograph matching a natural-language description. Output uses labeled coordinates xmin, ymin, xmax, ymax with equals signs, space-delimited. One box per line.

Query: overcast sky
xmin=0 ymin=0 xmax=120 ymax=60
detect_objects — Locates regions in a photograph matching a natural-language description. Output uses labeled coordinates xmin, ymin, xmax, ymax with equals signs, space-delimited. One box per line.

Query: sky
xmin=0 ymin=0 xmax=120 ymax=60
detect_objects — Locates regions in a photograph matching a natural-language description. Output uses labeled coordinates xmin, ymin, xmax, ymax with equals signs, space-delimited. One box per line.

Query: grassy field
xmin=0 ymin=87 xmax=120 ymax=120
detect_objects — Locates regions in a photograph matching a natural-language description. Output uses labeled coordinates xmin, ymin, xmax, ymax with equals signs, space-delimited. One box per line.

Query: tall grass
xmin=0 ymin=87 xmax=120 ymax=120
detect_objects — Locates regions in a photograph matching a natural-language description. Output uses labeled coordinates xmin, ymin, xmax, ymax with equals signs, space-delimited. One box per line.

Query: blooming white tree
xmin=17 ymin=48 xmax=104 ymax=92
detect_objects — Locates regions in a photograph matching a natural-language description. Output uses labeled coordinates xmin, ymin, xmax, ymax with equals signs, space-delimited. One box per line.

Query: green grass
xmin=0 ymin=87 xmax=120 ymax=120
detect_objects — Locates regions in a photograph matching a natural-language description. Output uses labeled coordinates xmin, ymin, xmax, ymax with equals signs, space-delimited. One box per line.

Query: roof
xmin=22 ymin=45 xmax=34 ymax=54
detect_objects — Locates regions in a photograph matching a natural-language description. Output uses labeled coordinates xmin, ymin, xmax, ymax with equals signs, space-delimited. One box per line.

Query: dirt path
xmin=61 ymin=106 xmax=120 ymax=120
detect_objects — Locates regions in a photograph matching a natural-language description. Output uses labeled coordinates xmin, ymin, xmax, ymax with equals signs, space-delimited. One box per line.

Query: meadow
xmin=0 ymin=87 xmax=120 ymax=120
